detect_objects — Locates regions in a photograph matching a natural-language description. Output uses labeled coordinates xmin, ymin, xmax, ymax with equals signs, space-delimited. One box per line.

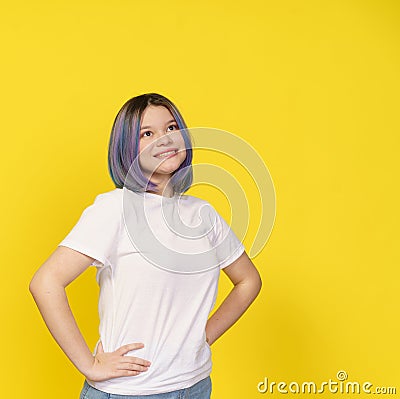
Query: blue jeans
xmin=79 ymin=377 xmax=212 ymax=399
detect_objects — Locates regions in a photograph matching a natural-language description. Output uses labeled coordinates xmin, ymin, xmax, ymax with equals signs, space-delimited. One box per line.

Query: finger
xmin=97 ymin=341 xmax=104 ymax=354
xmin=119 ymin=356 xmax=151 ymax=366
xmin=116 ymin=343 xmax=145 ymax=356
xmin=111 ymin=369 xmax=141 ymax=378
xmin=116 ymin=362 xmax=149 ymax=372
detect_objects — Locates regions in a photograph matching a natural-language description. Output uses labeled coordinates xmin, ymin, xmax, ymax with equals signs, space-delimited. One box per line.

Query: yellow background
xmin=1 ymin=0 xmax=399 ymax=397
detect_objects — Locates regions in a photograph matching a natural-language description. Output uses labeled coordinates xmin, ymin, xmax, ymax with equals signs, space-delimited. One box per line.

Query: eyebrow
xmin=140 ymin=119 xmax=176 ymax=131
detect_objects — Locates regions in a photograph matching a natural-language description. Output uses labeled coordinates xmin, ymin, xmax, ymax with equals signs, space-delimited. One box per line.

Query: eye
xmin=142 ymin=131 xmax=152 ymax=138
xmin=167 ymin=124 xmax=178 ymax=131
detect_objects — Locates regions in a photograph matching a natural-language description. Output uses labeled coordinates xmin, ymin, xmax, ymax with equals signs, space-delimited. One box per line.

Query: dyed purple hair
xmin=108 ymin=93 xmax=193 ymax=194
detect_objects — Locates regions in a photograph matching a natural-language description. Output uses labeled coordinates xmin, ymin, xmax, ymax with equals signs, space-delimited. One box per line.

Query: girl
xmin=30 ymin=93 xmax=262 ymax=399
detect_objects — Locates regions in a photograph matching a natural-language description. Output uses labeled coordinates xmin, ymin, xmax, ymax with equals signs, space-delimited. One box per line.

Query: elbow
xmin=250 ymin=270 xmax=262 ymax=300
xmin=29 ymin=270 xmax=58 ymax=298
xmin=239 ymin=270 xmax=262 ymax=301
xmin=239 ymin=270 xmax=262 ymax=300
xmin=254 ymin=273 xmax=262 ymax=297
xmin=29 ymin=273 xmax=41 ymax=298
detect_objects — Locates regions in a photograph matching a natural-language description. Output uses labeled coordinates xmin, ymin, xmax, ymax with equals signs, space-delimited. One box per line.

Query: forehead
xmin=141 ymin=105 xmax=174 ymax=126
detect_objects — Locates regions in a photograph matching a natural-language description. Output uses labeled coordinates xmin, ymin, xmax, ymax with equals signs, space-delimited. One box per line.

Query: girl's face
xmin=138 ymin=105 xmax=187 ymax=184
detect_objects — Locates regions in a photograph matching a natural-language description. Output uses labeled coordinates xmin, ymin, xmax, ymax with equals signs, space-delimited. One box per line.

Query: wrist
xmin=78 ymin=355 xmax=96 ymax=379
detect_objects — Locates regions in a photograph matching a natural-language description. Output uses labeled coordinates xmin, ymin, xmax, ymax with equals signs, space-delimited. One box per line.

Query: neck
xmin=146 ymin=179 xmax=174 ymax=198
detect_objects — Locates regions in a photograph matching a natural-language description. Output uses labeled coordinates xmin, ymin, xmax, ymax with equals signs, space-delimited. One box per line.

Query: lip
xmin=154 ymin=148 xmax=179 ymax=158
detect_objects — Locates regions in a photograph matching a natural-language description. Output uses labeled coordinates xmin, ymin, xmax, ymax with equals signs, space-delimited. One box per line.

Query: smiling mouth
xmin=155 ymin=150 xmax=178 ymax=159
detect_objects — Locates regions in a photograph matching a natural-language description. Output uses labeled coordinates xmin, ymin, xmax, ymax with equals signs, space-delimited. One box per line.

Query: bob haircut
xmin=108 ymin=93 xmax=193 ymax=195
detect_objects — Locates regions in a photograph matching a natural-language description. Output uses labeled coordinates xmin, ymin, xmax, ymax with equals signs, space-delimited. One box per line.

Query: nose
xmin=155 ymin=131 xmax=173 ymax=146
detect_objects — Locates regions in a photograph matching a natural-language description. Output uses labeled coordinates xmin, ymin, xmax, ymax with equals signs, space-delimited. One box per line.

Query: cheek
xmin=138 ymin=147 xmax=152 ymax=165
xmin=138 ymin=141 xmax=152 ymax=155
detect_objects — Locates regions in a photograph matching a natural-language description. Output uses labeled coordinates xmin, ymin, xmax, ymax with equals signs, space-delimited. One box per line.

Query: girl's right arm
xmin=29 ymin=246 xmax=151 ymax=381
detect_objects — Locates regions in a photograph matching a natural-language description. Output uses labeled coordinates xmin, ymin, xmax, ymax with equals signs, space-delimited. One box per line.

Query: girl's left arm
xmin=205 ymin=251 xmax=262 ymax=345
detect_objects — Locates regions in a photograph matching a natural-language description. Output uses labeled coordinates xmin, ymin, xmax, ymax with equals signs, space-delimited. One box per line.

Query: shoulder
xmin=89 ymin=188 xmax=123 ymax=215
xmin=180 ymin=194 xmax=216 ymax=210
xmin=93 ymin=187 xmax=123 ymax=203
xmin=180 ymin=195 xmax=219 ymax=222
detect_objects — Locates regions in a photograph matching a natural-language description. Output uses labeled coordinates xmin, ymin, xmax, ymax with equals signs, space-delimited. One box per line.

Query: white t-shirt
xmin=58 ymin=187 xmax=245 ymax=395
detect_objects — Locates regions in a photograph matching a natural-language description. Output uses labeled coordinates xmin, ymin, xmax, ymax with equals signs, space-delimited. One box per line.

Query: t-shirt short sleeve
xmin=209 ymin=206 xmax=245 ymax=269
xmin=58 ymin=191 xmax=122 ymax=267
